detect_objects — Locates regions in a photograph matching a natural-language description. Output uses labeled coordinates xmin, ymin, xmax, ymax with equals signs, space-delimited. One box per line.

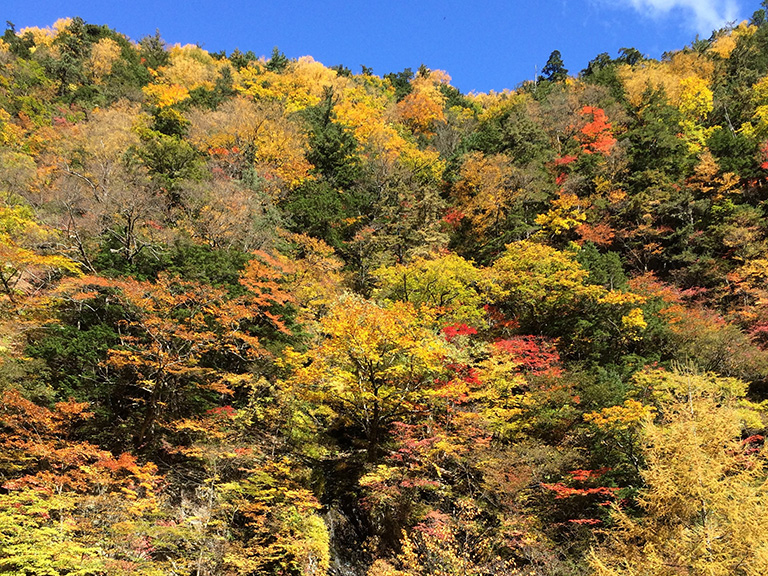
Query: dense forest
xmin=4 ymin=6 xmax=768 ymax=575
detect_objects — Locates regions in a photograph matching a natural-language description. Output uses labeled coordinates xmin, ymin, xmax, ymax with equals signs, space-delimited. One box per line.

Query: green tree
xmin=541 ymin=50 xmax=568 ymax=83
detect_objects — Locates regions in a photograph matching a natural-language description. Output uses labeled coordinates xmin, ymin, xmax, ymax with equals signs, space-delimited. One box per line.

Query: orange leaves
xmin=0 ymin=389 xmax=161 ymax=499
xmin=0 ymin=389 xmax=92 ymax=439
xmin=396 ymin=73 xmax=448 ymax=137
xmin=576 ymin=222 xmax=616 ymax=247
xmin=397 ymin=90 xmax=444 ymax=135
xmin=0 ymin=386 xmax=167 ymax=573
xmin=60 ymin=265 xmax=291 ymax=367
xmin=576 ymin=106 xmax=616 ymax=156
xmin=240 ymin=250 xmax=295 ymax=307
xmin=53 ymin=256 xmax=293 ymax=445
xmin=540 ymin=482 xmax=617 ymax=500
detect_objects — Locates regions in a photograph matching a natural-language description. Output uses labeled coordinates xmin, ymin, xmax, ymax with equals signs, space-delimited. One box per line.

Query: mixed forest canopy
xmin=4 ymin=6 xmax=768 ymax=575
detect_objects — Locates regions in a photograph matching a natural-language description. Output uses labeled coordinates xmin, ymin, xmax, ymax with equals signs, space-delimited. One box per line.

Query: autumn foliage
xmin=4 ymin=13 xmax=768 ymax=576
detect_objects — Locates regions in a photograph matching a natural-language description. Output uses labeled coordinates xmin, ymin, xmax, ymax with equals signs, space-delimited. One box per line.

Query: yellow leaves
xmin=0 ymin=203 xmax=52 ymax=243
xmin=0 ymin=198 xmax=82 ymax=302
xmin=282 ymin=295 xmax=448 ymax=457
xmin=487 ymin=241 xmax=651 ymax=344
xmin=268 ymin=232 xmax=344 ymax=323
xmin=678 ymin=77 xmax=713 ymax=120
xmin=584 ymin=399 xmax=654 ymax=431
xmin=359 ymin=464 xmax=398 ymax=487
xmin=635 ymin=368 xmax=750 ymax=407
xmin=172 ymin=418 xmax=212 ymax=435
xmin=18 ymin=19 xmax=71 ymax=48
xmin=620 ymin=308 xmax=647 ymax=339
xmin=476 ymin=354 xmax=528 ymax=401
xmin=598 ymin=291 xmax=646 ymax=306
xmin=187 ymin=97 xmax=312 ymax=194
xmin=688 ymin=151 xmax=740 ymax=201
xmin=88 ymin=37 xmax=122 ymax=83
xmin=334 ymin=87 xmax=407 ymax=160
xmin=618 ymin=57 xmax=711 ymax=109
xmin=142 ymin=83 xmax=190 ymax=107
xmin=0 ymin=109 xmax=26 ymax=148
xmin=466 ymin=89 xmax=521 ymax=123
xmin=333 ymin=79 xmax=443 ymax=171
xmin=120 ymin=486 xmax=139 ymax=500
xmin=710 ymin=21 xmax=756 ymax=59
xmin=212 ymin=455 xmax=330 ymax=575
xmin=373 ymin=253 xmax=487 ymax=328
xmin=399 ymin=146 xmax=445 ymax=184
xmin=453 ymin=151 xmax=517 ymax=238
xmin=312 ymin=297 xmax=439 ymax=380
xmin=236 ymin=56 xmax=341 ymax=113
xmin=158 ymin=43 xmax=225 ymax=91
xmin=619 ymin=54 xmax=717 ymax=149
xmin=72 ymin=100 xmax=145 ymax=165
xmin=590 ymin=369 xmax=768 ymax=576
xmin=677 ymin=76 xmax=715 ymax=152
xmin=667 ymin=50 xmax=715 ymax=83
xmin=742 ymin=74 xmax=768 ymax=140
xmin=534 ymin=192 xmax=588 ymax=237
xmin=489 ymin=240 xmax=596 ymax=306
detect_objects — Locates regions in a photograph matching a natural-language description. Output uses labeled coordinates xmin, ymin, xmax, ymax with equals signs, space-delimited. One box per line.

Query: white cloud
xmin=623 ymin=0 xmax=741 ymax=34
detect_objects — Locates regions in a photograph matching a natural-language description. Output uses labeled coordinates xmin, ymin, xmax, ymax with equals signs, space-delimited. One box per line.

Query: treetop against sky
xmin=3 ymin=0 xmax=757 ymax=93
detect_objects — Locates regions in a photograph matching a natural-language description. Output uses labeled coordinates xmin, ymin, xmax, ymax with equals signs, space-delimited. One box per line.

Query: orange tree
xmin=49 ymin=251 xmax=294 ymax=450
xmin=0 ymin=389 xmax=166 ymax=575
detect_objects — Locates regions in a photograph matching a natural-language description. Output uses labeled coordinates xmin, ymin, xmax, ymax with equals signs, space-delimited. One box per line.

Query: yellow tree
xmin=153 ymin=43 xmax=229 ymax=92
xmin=590 ymin=369 xmax=768 ymax=576
xmin=235 ymin=55 xmax=344 ymax=113
xmin=282 ymin=295 xmax=447 ymax=461
xmin=87 ymin=37 xmax=122 ymax=84
xmin=373 ymin=253 xmax=487 ymax=328
xmin=488 ymin=240 xmax=603 ymax=327
xmin=617 ymin=53 xmax=713 ymax=109
xmin=677 ymin=76 xmax=714 ymax=153
xmin=0 ymin=201 xmax=80 ymax=303
xmin=186 ymin=96 xmax=312 ymax=197
xmin=453 ymin=151 xmax=517 ymax=241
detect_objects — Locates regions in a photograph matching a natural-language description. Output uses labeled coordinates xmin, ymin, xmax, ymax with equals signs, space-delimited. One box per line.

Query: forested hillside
xmin=3 ymin=9 xmax=768 ymax=575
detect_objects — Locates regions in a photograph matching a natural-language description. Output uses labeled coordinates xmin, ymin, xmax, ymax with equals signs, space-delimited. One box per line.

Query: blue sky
xmin=2 ymin=0 xmax=758 ymax=93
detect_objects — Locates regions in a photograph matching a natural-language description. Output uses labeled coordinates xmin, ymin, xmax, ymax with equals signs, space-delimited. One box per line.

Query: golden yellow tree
xmin=590 ymin=369 xmax=768 ymax=576
xmin=282 ymin=295 xmax=447 ymax=461
xmin=452 ymin=151 xmax=523 ymax=242
xmin=186 ymin=96 xmax=312 ymax=196
xmin=373 ymin=253 xmax=487 ymax=328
